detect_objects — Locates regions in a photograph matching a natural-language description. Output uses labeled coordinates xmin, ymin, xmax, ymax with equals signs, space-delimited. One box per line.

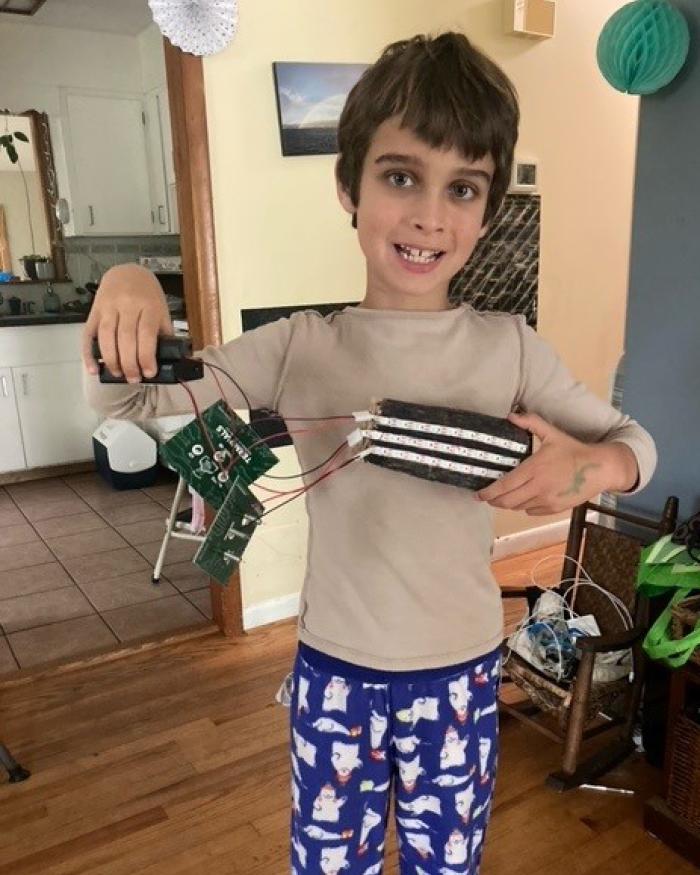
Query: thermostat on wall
xmin=510 ymin=160 xmax=538 ymax=193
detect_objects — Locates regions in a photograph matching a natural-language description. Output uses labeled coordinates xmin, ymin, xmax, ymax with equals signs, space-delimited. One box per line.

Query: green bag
xmin=637 ymin=534 xmax=700 ymax=667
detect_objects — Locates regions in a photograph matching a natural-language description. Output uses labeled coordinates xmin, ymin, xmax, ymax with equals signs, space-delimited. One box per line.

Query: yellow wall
xmin=202 ymin=1 xmax=639 ymax=614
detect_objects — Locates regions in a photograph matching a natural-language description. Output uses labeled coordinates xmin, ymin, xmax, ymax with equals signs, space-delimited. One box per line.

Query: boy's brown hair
xmin=336 ymin=32 xmax=519 ymax=226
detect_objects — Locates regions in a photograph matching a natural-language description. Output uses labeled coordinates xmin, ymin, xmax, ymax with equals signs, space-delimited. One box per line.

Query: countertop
xmin=0 ymin=313 xmax=88 ymax=327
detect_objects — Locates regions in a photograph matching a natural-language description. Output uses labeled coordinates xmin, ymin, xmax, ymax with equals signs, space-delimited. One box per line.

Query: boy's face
xmin=337 ymin=117 xmax=494 ymax=311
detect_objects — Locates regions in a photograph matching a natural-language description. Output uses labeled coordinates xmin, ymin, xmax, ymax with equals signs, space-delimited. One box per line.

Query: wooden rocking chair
xmin=500 ymin=495 xmax=679 ymax=791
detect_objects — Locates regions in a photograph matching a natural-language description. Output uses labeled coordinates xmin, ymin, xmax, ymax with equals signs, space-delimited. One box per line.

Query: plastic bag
xmin=508 ymin=591 xmax=632 ymax=684
xmin=637 ymin=532 xmax=700 ymax=668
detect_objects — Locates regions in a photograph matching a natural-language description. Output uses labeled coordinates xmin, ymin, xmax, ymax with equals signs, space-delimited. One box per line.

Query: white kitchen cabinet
xmin=0 ymin=324 xmax=99 ymax=472
xmin=144 ymin=89 xmax=171 ymax=232
xmin=61 ymin=90 xmax=153 ymax=234
xmin=0 ymin=367 xmax=26 ymax=473
xmin=12 ymin=362 xmax=99 ymax=468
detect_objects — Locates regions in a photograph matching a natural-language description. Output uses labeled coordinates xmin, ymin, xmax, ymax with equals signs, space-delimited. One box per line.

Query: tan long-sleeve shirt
xmin=85 ymin=304 xmax=656 ymax=670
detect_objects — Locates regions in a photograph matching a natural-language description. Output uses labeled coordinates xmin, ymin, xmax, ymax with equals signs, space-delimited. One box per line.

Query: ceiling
xmin=2 ymin=0 xmax=154 ymax=36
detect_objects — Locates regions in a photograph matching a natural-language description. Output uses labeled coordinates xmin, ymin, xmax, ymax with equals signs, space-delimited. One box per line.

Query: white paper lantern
xmin=148 ymin=0 xmax=239 ymax=57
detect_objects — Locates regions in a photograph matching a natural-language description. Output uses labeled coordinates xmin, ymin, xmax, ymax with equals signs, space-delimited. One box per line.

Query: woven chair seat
xmin=505 ymin=649 xmax=630 ymax=731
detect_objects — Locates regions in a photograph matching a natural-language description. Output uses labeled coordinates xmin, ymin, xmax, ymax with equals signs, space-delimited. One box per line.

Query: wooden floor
xmin=0 ymin=545 xmax=694 ymax=874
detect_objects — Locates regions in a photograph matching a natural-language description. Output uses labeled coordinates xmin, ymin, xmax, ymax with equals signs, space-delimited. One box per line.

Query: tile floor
xmin=0 ymin=471 xmax=213 ymax=675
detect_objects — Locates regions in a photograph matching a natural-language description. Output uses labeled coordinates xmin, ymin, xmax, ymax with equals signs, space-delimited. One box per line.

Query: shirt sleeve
xmin=84 ymin=315 xmax=295 ymax=422
xmin=513 ymin=317 xmax=657 ymax=495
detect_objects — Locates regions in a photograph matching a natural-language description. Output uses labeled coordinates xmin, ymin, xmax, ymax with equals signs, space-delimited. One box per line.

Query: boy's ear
xmin=335 ymin=158 xmax=356 ymax=216
xmin=478 ymin=221 xmax=490 ymax=240
xmin=336 ymin=178 xmax=355 ymax=217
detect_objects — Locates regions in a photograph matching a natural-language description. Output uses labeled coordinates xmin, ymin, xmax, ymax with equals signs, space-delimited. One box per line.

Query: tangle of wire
xmin=201 ymin=360 xmax=355 ymax=424
xmin=199 ymin=360 xmax=356 ymax=482
xmin=503 ymin=553 xmax=634 ymax=683
xmin=176 ymin=361 xmax=360 ymax=517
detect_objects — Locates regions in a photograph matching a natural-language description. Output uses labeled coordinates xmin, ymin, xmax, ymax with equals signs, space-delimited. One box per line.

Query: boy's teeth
xmin=397 ymin=245 xmax=442 ymax=264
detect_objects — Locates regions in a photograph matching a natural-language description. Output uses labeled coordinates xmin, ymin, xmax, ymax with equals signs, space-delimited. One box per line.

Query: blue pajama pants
xmin=289 ymin=644 xmax=501 ymax=874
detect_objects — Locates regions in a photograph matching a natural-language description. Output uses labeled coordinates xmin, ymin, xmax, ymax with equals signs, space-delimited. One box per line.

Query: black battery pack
xmin=92 ymin=336 xmax=204 ymax=384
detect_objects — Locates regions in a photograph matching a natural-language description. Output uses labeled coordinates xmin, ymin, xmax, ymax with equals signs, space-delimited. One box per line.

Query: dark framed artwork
xmin=449 ymin=193 xmax=540 ymax=327
xmin=272 ymin=62 xmax=368 ymax=156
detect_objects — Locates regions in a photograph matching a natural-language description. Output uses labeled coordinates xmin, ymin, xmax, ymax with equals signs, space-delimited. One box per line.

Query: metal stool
xmin=0 ymin=742 xmax=30 ymax=783
xmin=152 ymin=475 xmax=206 ymax=584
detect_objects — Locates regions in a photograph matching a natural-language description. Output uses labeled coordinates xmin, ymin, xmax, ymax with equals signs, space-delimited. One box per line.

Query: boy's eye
xmin=387 ymin=171 xmax=414 ymax=188
xmin=452 ymin=182 xmax=477 ymax=201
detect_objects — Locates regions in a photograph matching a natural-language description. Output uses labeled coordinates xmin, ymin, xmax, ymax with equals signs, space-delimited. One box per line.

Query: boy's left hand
xmin=476 ymin=411 xmax=638 ymax=515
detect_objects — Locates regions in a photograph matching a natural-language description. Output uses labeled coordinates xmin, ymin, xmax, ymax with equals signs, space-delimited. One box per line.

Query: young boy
xmin=83 ymin=33 xmax=655 ymax=875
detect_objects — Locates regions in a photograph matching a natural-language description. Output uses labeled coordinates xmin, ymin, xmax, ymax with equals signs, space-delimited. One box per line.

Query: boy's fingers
xmin=117 ymin=316 xmax=142 ymax=383
xmin=505 ymin=483 xmax=545 ymax=511
xmin=159 ymin=311 xmax=175 ymax=336
xmin=507 ymin=411 xmax=556 ymax=442
xmin=477 ymin=461 xmax=532 ymax=502
xmin=527 ymin=505 xmax=557 ymax=517
xmin=479 ymin=477 xmax=536 ymax=508
xmin=137 ymin=314 xmax=160 ymax=378
xmin=97 ymin=319 xmax=121 ymax=377
xmin=81 ymin=318 xmax=99 ymax=374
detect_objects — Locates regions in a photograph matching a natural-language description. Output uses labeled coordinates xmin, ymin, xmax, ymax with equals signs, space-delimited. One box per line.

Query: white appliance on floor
xmin=92 ymin=419 xmax=159 ymax=490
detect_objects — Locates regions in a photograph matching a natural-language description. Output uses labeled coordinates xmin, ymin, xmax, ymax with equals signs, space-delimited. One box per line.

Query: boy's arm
xmin=477 ymin=318 xmax=656 ymax=515
xmin=82 ymin=264 xmax=292 ymax=420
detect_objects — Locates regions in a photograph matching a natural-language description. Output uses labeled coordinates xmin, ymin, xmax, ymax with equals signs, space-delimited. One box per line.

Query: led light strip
xmin=365 ymin=429 xmax=520 ymax=467
xmin=372 ymin=414 xmax=528 ymax=454
xmin=366 ymin=445 xmax=505 ymax=480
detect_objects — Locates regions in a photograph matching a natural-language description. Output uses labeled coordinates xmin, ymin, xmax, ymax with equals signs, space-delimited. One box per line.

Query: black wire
xmin=176 ymin=378 xmax=219 ymax=462
xmin=188 ymin=359 xmax=356 ymax=481
xmin=200 ymin=357 xmax=355 ymax=424
xmin=258 ymin=413 xmax=355 ymax=423
xmin=261 ymin=456 xmax=359 ymax=519
xmin=201 ymin=360 xmax=252 ymax=412
xmin=261 ymin=440 xmax=349 ymax=480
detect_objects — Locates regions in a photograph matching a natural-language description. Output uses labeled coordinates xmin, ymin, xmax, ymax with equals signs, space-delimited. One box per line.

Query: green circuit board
xmin=193 ymin=476 xmax=265 ymax=585
xmin=159 ymin=401 xmax=277 ymax=509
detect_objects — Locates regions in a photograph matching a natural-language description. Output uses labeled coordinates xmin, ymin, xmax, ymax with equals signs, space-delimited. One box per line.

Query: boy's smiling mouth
xmin=393 ymin=243 xmax=446 ymax=273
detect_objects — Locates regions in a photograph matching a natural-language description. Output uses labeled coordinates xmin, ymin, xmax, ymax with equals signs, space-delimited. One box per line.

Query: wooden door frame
xmin=163 ymin=39 xmax=244 ymax=639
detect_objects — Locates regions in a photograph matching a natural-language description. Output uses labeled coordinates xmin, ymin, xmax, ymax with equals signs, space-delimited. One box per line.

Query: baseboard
xmin=0 ymin=461 xmax=95 ymax=486
xmin=491 ymin=517 xmax=571 ymax=561
xmin=244 ymin=592 xmax=300 ymax=630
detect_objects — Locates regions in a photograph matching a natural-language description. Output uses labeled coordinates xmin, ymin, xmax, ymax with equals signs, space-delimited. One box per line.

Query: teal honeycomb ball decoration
xmin=597 ymin=0 xmax=690 ymax=95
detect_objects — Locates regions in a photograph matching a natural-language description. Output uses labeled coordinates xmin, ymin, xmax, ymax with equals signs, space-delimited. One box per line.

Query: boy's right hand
xmin=82 ymin=264 xmax=174 ymax=383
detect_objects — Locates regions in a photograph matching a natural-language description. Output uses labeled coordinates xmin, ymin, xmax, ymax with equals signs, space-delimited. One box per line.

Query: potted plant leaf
xmin=0 ymin=128 xmax=28 ymax=165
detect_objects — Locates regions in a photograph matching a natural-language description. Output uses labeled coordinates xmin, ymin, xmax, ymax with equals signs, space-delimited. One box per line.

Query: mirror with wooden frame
xmin=0 ymin=108 xmax=68 ymax=282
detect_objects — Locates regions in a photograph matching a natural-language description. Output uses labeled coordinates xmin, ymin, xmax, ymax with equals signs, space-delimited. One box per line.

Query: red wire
xmin=174 ymin=380 xmax=360 ymax=517
xmin=247 ymin=419 xmax=347 ymax=453
xmin=200 ymin=356 xmax=356 ymax=424
xmin=176 ymin=378 xmax=219 ymax=461
xmin=257 ymin=441 xmax=350 ymax=500
xmin=261 ymin=455 xmax=358 ymax=517
xmin=204 ymin=362 xmax=227 ymax=401
xmin=177 ymin=374 xmax=355 ymax=484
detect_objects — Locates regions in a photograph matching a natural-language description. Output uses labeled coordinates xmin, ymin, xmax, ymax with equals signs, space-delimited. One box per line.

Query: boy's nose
xmin=410 ymin=197 xmax=445 ymax=234
xmin=411 ymin=218 xmax=444 ymax=234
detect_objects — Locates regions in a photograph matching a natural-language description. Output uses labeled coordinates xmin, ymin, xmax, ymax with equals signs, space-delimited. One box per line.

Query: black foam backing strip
xmin=367 ymin=399 xmax=533 ymax=491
